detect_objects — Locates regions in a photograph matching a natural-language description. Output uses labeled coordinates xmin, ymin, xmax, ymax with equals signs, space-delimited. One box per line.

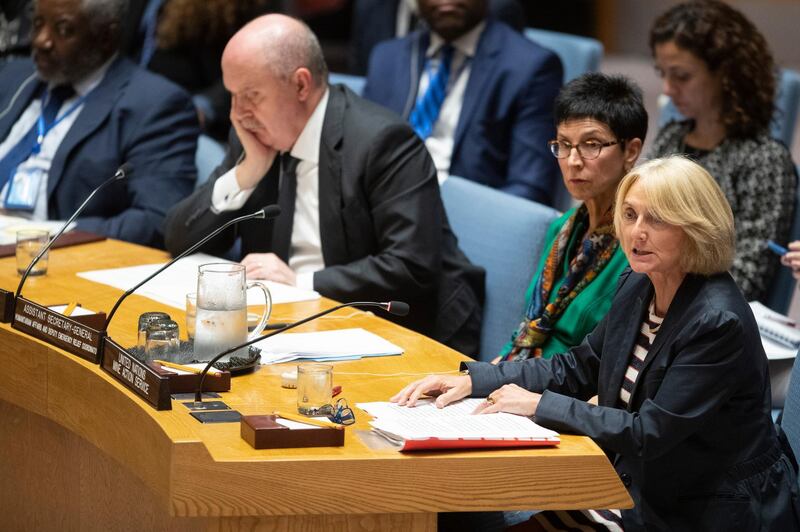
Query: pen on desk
xmin=273 ymin=410 xmax=344 ymax=430
xmin=264 ymin=322 xmax=289 ymax=331
xmin=63 ymin=302 xmax=79 ymax=316
xmin=153 ymin=359 xmax=222 ymax=377
xmin=332 ymin=385 xmax=342 ymax=397
xmin=767 ymin=240 xmax=788 ymax=256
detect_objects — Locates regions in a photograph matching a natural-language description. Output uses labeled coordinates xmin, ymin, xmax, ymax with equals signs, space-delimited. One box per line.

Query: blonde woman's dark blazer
xmin=466 ymin=269 xmax=799 ymax=531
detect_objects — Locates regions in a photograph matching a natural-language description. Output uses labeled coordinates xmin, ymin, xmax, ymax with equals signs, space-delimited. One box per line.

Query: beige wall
xmin=604 ymin=0 xmax=799 ymax=70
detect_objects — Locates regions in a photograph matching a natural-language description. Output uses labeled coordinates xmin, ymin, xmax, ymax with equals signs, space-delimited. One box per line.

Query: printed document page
xmin=0 ymin=214 xmax=74 ymax=245
xmin=358 ymin=398 xmax=486 ymax=420
xmin=749 ymin=301 xmax=800 ymax=358
xmin=371 ymin=413 xmax=559 ymax=441
xmin=256 ymin=328 xmax=403 ymax=364
xmin=77 ymin=253 xmax=320 ymax=308
xmin=358 ymin=398 xmax=559 ymax=441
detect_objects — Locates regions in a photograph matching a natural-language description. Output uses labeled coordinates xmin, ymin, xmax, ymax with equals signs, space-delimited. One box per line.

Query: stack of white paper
xmin=357 ymin=398 xmax=559 ymax=449
xmin=749 ymin=301 xmax=800 ymax=360
xmin=255 ymin=327 xmax=403 ymax=364
xmin=0 ymin=214 xmax=74 ymax=245
xmin=358 ymin=397 xmax=488 ymax=420
xmin=371 ymin=413 xmax=559 ymax=442
xmin=77 ymin=253 xmax=320 ymax=309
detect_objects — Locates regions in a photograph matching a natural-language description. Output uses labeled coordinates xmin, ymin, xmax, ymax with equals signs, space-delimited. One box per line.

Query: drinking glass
xmin=144 ymin=319 xmax=180 ymax=361
xmin=193 ymin=263 xmax=271 ymax=362
xmin=137 ymin=311 xmax=171 ymax=348
xmin=16 ymin=229 xmax=49 ymax=276
xmin=297 ymin=363 xmax=333 ymax=416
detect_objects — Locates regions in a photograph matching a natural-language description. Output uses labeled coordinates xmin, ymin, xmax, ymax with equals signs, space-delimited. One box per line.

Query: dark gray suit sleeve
xmin=535 ymin=311 xmax=748 ymax=461
xmin=313 ymin=122 xmax=443 ymax=301
xmin=162 ymin=130 xmax=250 ymax=257
xmin=464 ymin=311 xmax=607 ymax=400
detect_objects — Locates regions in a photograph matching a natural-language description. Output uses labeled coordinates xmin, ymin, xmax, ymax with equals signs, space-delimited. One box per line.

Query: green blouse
xmin=498 ymin=207 xmax=629 ymax=360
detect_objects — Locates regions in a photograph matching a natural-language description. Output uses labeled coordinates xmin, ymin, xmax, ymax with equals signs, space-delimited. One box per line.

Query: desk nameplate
xmin=0 ymin=288 xmax=14 ymax=323
xmin=101 ymin=338 xmax=172 ymax=410
xmin=12 ymin=297 xmax=105 ymax=362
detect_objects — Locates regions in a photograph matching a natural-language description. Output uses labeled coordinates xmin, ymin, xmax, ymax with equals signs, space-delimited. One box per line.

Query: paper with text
xmin=749 ymin=301 xmax=800 ymax=359
xmin=0 ymin=214 xmax=74 ymax=245
xmin=358 ymin=398 xmax=486 ymax=420
xmin=77 ymin=253 xmax=320 ymax=309
xmin=256 ymin=328 xmax=403 ymax=364
xmin=358 ymin=398 xmax=559 ymax=443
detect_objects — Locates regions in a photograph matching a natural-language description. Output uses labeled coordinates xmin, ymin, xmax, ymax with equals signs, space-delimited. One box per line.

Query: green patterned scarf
xmin=500 ymin=205 xmax=618 ymax=362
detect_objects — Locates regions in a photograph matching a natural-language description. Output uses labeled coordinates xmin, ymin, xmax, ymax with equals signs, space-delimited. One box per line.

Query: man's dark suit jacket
xmin=0 ymin=57 xmax=198 ymax=247
xmin=363 ymin=19 xmax=562 ymax=205
xmin=467 ymin=270 xmax=798 ymax=530
xmin=348 ymin=0 xmax=526 ymax=75
xmin=164 ymin=85 xmax=485 ymax=356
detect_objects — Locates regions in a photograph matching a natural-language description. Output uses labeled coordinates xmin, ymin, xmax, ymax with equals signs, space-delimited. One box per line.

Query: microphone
xmin=193 ymin=300 xmax=410 ymax=402
xmin=16 ymin=163 xmax=132 ymax=298
xmin=103 ymin=204 xmax=281 ymax=330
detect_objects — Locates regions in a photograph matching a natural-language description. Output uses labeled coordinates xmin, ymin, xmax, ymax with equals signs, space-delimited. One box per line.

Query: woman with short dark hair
xmin=648 ymin=0 xmax=797 ymax=301
xmin=493 ymin=72 xmax=646 ymax=362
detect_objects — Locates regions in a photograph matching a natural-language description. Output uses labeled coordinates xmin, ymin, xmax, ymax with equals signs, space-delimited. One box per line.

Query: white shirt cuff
xmin=295 ymin=271 xmax=315 ymax=290
xmin=211 ymin=167 xmax=256 ymax=213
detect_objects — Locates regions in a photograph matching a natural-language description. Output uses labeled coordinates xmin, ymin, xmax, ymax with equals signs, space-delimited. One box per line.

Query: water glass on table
xmin=16 ymin=229 xmax=50 ymax=276
xmin=144 ymin=319 xmax=180 ymax=361
xmin=297 ymin=363 xmax=333 ymax=416
xmin=137 ymin=311 xmax=171 ymax=348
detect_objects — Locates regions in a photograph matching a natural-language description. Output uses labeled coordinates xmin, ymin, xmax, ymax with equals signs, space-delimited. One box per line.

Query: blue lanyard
xmin=33 ymin=90 xmax=88 ymax=154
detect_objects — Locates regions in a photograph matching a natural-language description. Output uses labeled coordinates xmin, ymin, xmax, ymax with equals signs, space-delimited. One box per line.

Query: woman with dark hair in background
xmin=125 ymin=0 xmax=277 ymax=140
xmin=648 ymin=0 xmax=797 ymax=302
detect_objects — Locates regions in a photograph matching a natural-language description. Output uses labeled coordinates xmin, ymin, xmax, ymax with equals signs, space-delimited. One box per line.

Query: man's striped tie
xmin=409 ymin=44 xmax=455 ymax=140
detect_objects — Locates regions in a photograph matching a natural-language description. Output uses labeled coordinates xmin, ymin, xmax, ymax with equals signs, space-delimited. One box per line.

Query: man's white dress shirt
xmin=416 ymin=22 xmax=485 ymax=184
xmin=211 ymin=89 xmax=330 ymax=289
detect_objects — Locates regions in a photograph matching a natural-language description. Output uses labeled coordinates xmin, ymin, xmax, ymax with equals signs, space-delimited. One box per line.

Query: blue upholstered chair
xmin=774 ymin=69 xmax=800 ymax=147
xmin=440 ymin=176 xmax=560 ymax=360
xmin=523 ymin=28 xmax=603 ymax=83
xmin=779 ymin=348 xmax=800 ymax=466
xmin=658 ymin=68 xmax=800 ymax=147
xmin=194 ymin=134 xmax=226 ymax=190
xmin=765 ymin=166 xmax=800 ymax=314
xmin=329 ymin=72 xmax=367 ymax=96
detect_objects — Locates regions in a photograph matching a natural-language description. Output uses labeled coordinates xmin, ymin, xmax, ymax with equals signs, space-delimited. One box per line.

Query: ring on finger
xmin=486 ymin=396 xmax=495 ymax=405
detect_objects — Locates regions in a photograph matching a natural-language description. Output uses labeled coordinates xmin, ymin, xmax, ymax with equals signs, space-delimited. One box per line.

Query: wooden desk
xmin=0 ymin=239 xmax=632 ymax=531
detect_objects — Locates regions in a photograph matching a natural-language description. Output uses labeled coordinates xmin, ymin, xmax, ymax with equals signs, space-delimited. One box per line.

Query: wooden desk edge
xmin=0 ymin=240 xmax=632 ymax=519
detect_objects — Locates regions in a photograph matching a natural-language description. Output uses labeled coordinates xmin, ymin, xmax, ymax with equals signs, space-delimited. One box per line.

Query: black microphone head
xmin=116 ymin=162 xmax=133 ymax=179
xmin=386 ymin=301 xmax=410 ymax=316
xmin=262 ymin=205 xmax=282 ymax=219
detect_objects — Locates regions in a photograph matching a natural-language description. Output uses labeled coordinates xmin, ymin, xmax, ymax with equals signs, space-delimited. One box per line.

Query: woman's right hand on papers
xmin=391 ymin=375 xmax=472 ymax=408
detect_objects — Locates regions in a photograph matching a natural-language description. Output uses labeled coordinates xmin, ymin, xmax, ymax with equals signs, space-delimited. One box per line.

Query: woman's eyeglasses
xmin=548 ymin=139 xmax=619 ymax=160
